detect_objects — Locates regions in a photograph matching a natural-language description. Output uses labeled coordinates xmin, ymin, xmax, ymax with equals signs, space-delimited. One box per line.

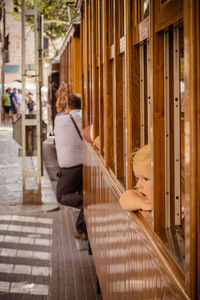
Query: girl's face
xmin=133 ymin=162 xmax=152 ymax=202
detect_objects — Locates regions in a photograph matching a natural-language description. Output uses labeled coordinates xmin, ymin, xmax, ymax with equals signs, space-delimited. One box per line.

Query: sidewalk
xmin=0 ymin=124 xmax=101 ymax=299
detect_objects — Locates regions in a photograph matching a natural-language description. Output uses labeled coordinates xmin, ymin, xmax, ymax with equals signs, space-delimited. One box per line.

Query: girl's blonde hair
xmin=133 ymin=144 xmax=151 ymax=166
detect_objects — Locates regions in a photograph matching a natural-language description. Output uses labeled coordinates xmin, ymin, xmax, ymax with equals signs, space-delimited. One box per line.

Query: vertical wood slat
xmin=91 ymin=0 xmax=99 ymax=140
xmin=103 ymin=0 xmax=113 ymax=169
xmin=132 ymin=1 xmax=141 ymax=187
xmin=173 ymin=28 xmax=181 ymax=226
xmin=164 ymin=32 xmax=171 ymax=228
xmin=150 ymin=0 xmax=165 ymax=231
xmin=98 ymin=0 xmax=104 ymax=154
xmin=84 ymin=0 xmax=89 ymax=127
xmin=114 ymin=0 xmax=124 ymax=181
xmin=168 ymin=30 xmax=175 ymax=227
xmin=88 ymin=1 xmax=92 ymax=124
xmin=72 ymin=37 xmax=81 ymax=94
xmin=197 ymin=2 xmax=200 ymax=297
xmin=125 ymin=0 xmax=133 ymax=188
xmin=184 ymin=0 xmax=199 ymax=298
xmin=80 ymin=9 xmax=85 ymax=128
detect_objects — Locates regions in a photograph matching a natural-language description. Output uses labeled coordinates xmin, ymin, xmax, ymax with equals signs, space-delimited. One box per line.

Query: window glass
xmin=162 ymin=26 xmax=185 ymax=271
xmin=143 ymin=0 xmax=149 ymax=19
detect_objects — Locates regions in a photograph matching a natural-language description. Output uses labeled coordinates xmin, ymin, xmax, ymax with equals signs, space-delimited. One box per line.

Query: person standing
xmin=26 ymin=92 xmax=35 ymax=114
xmin=10 ymin=88 xmax=18 ymax=122
xmin=16 ymin=89 xmax=22 ymax=118
xmin=2 ymin=88 xmax=11 ymax=123
xmin=54 ymin=93 xmax=87 ymax=240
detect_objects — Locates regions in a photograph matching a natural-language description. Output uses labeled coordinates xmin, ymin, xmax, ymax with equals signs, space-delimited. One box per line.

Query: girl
xmin=119 ymin=144 xmax=152 ymax=211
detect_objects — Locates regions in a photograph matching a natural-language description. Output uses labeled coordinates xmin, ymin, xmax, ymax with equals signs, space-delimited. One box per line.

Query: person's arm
xmin=12 ymin=96 xmax=17 ymax=107
xmin=119 ymin=189 xmax=152 ymax=211
xmin=94 ymin=135 xmax=100 ymax=149
xmin=83 ymin=125 xmax=93 ymax=143
xmin=2 ymin=95 xmax=5 ymax=104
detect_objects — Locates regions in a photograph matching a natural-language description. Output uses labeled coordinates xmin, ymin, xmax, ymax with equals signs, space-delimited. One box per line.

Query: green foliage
xmin=13 ymin=0 xmax=79 ymax=40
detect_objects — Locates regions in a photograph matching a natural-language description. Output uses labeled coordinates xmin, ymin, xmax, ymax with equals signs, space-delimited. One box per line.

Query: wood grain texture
xmin=83 ymin=142 xmax=189 ymax=300
xmin=156 ymin=0 xmax=183 ymax=32
xmin=150 ymin=0 xmax=165 ymax=231
xmin=184 ymin=0 xmax=200 ymax=298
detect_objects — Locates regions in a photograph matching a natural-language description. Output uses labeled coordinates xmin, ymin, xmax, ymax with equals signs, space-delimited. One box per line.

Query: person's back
xmin=3 ymin=90 xmax=10 ymax=107
xmin=10 ymin=88 xmax=18 ymax=122
xmin=16 ymin=89 xmax=22 ymax=116
xmin=54 ymin=110 xmax=82 ymax=168
xmin=10 ymin=89 xmax=18 ymax=107
xmin=54 ymin=93 xmax=87 ymax=240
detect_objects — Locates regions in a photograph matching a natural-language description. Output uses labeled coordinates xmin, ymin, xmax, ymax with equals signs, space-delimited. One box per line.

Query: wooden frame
xmin=77 ymin=0 xmax=200 ymax=298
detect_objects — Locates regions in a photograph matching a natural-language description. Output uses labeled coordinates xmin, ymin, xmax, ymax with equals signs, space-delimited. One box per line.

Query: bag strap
xmin=70 ymin=114 xmax=83 ymax=141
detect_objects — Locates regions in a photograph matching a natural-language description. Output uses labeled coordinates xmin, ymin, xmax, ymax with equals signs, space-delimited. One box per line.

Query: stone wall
xmin=5 ymin=0 xmax=35 ymax=83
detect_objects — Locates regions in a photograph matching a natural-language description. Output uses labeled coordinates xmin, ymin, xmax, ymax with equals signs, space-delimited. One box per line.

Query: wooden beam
xmin=150 ymin=0 xmax=165 ymax=231
xmin=184 ymin=0 xmax=200 ymax=298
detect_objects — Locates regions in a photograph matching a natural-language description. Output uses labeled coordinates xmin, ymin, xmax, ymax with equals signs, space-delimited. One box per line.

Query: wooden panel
xmin=98 ymin=0 xmax=104 ymax=154
xmin=156 ymin=0 xmax=183 ymax=32
xmin=125 ymin=0 xmax=134 ymax=188
xmin=131 ymin=1 xmax=140 ymax=165
xmin=139 ymin=16 xmax=149 ymax=42
xmin=85 ymin=0 xmax=90 ymax=126
xmin=150 ymin=0 xmax=165 ymax=231
xmin=72 ymin=37 xmax=81 ymax=93
xmin=83 ymin=143 xmax=189 ymax=300
xmin=91 ymin=0 xmax=99 ymax=139
xmin=103 ymin=0 xmax=114 ymax=170
xmin=184 ymin=0 xmax=200 ymax=298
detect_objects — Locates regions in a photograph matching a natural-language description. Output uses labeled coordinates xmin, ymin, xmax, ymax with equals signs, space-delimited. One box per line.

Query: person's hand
xmin=94 ymin=135 xmax=100 ymax=149
xmin=141 ymin=200 xmax=152 ymax=211
xmin=119 ymin=189 xmax=152 ymax=211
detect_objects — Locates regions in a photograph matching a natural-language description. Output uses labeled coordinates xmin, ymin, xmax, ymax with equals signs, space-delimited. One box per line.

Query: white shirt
xmin=54 ymin=110 xmax=83 ymax=168
xmin=16 ymin=93 xmax=22 ymax=114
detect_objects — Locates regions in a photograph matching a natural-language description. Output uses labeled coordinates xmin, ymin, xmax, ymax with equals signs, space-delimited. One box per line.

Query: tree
xmin=13 ymin=0 xmax=79 ymax=41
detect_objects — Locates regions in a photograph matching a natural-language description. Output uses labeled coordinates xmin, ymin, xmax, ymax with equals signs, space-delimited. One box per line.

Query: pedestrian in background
xmin=10 ymin=88 xmax=18 ymax=123
xmin=26 ymin=92 xmax=35 ymax=114
xmin=2 ymin=88 xmax=11 ymax=123
xmin=16 ymin=89 xmax=22 ymax=118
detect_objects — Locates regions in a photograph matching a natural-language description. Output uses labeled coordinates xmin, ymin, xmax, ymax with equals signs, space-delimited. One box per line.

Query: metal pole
xmin=21 ymin=0 xmax=42 ymax=204
xmin=21 ymin=0 xmax=26 ymax=201
xmin=39 ymin=14 xmax=44 ymax=175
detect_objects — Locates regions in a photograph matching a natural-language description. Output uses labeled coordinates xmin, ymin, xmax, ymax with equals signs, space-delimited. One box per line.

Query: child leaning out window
xmin=119 ymin=144 xmax=152 ymax=211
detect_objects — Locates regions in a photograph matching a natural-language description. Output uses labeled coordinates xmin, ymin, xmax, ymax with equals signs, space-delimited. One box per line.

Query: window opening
xmin=143 ymin=0 xmax=149 ymax=19
xmin=179 ymin=27 xmax=184 ymax=230
xmin=164 ymin=26 xmax=184 ymax=229
xmin=164 ymin=31 xmax=171 ymax=228
xmin=161 ymin=0 xmax=168 ymax=4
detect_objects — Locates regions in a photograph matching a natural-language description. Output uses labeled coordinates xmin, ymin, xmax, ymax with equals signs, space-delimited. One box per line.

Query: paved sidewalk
xmin=0 ymin=124 xmax=58 ymax=213
xmin=0 ymin=125 xmax=101 ymax=300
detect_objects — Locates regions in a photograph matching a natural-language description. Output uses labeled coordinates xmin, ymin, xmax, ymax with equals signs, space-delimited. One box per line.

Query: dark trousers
xmin=56 ymin=164 xmax=87 ymax=235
